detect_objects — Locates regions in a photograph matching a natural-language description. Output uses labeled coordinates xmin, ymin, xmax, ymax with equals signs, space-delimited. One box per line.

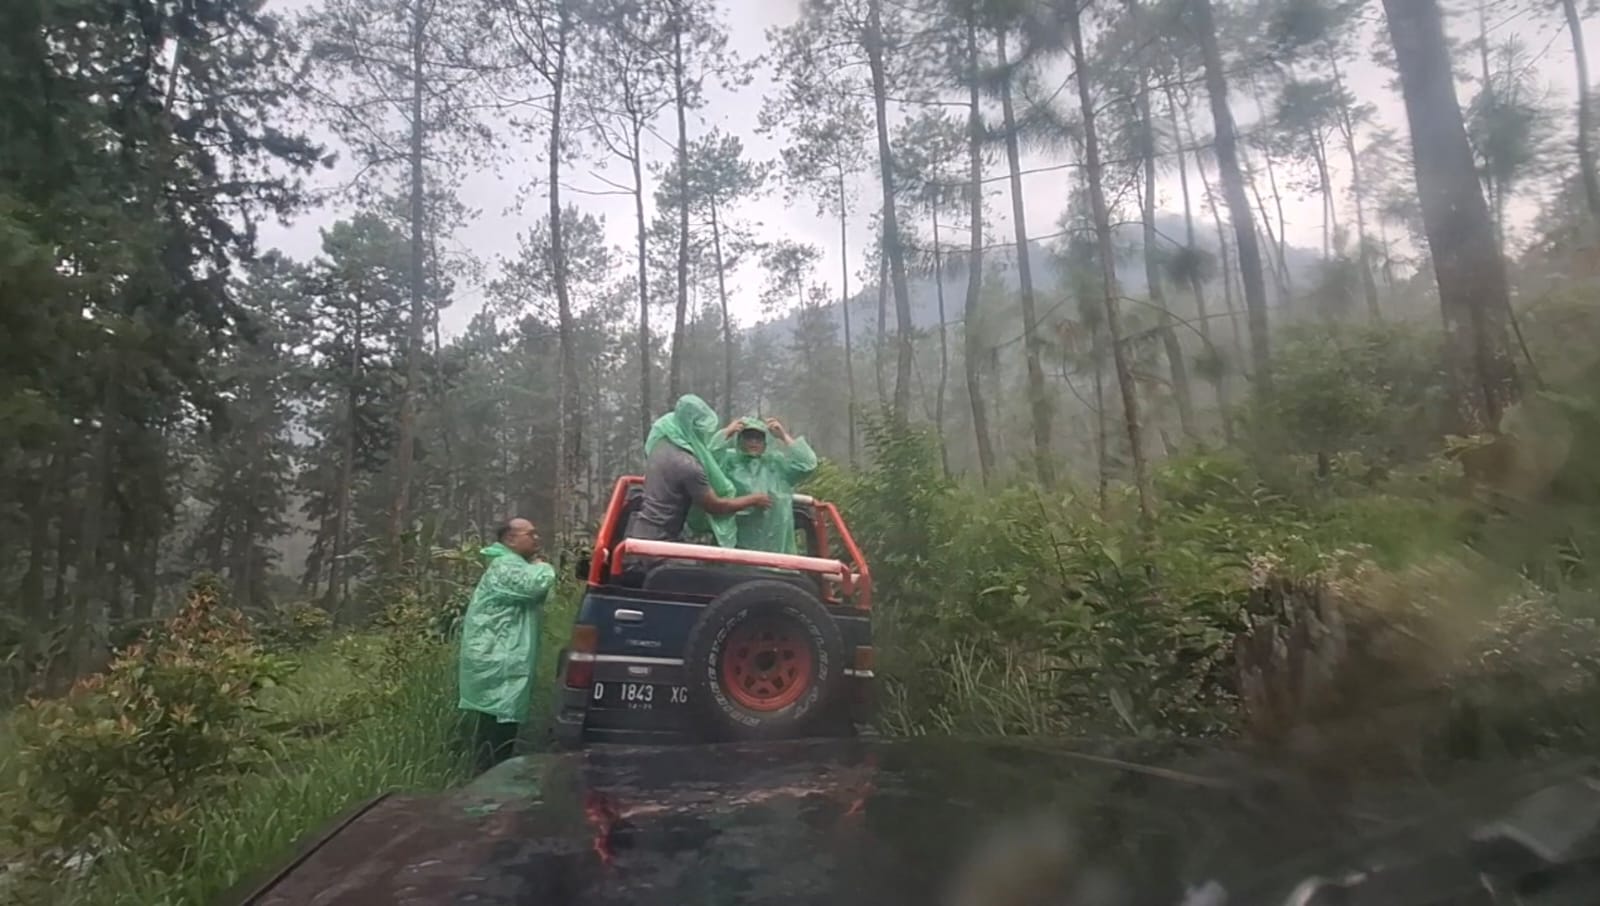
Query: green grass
xmin=0 ymin=711 xmax=17 ymax=785
xmin=4 ymin=637 xmax=460 ymax=905
xmin=879 ymin=641 xmax=1064 ymax=738
xmin=8 ymin=583 xmax=581 ymax=906
xmin=520 ymin=582 xmax=579 ymax=751
xmin=257 ymin=643 xmax=369 ymax=728
xmin=63 ymin=643 xmax=470 ymax=906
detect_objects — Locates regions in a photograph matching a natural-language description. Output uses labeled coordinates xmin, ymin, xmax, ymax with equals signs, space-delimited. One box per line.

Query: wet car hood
xmin=230 ymin=736 xmax=1597 ymax=906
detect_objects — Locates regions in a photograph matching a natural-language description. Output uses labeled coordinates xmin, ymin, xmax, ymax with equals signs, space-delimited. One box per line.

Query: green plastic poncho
xmin=644 ymin=394 xmax=741 ymax=547
xmin=717 ymin=417 xmax=819 ymax=554
xmin=458 ymin=543 xmax=556 ymax=723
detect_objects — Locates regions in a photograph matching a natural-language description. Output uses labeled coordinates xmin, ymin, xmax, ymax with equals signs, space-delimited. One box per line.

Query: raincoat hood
xmin=645 ymin=394 xmax=721 ymax=456
xmin=716 ymin=417 xmax=819 ymax=554
xmin=645 ymin=394 xmax=738 ymax=546
xmin=733 ymin=416 xmax=769 ymax=456
xmin=479 ymin=541 xmax=518 ymax=563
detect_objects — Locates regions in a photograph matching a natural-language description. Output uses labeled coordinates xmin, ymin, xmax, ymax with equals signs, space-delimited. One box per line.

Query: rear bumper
xmin=554 ymin=676 xmax=875 ymax=748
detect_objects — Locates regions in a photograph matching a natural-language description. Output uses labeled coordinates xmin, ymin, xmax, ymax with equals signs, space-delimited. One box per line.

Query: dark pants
xmin=466 ymin=710 xmax=519 ymax=774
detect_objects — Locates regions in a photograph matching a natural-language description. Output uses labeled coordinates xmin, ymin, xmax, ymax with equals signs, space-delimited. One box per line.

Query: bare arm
xmin=680 ymin=452 xmax=768 ymax=516
xmin=696 ymin=488 xmax=772 ymax=515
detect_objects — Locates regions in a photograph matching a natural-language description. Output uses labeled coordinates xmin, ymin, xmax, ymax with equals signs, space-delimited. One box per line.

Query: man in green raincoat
xmin=627 ymin=394 xmax=771 ymax=547
xmin=458 ymin=517 xmax=555 ymax=772
xmin=716 ymin=416 xmax=819 ymax=554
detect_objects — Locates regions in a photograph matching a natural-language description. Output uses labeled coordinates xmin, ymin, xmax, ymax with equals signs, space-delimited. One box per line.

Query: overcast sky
xmin=256 ymin=0 xmax=1599 ymax=339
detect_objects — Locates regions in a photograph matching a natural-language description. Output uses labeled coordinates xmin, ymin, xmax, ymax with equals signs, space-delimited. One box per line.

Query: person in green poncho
xmin=627 ymin=394 xmax=772 ymax=547
xmin=458 ymin=517 xmax=556 ymax=773
xmin=715 ymin=416 xmax=819 ymax=554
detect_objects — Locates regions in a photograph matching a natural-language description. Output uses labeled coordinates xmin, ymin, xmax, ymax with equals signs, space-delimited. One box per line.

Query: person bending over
xmin=627 ymin=394 xmax=770 ymax=546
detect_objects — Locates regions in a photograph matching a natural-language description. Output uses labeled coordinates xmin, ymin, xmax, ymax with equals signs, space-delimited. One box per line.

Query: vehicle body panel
xmin=557 ymin=477 xmax=874 ymax=746
xmin=226 ymin=738 xmax=1591 ymax=906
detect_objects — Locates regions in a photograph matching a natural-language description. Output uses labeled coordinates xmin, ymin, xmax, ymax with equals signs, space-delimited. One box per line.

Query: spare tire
xmin=684 ymin=579 xmax=845 ymax=742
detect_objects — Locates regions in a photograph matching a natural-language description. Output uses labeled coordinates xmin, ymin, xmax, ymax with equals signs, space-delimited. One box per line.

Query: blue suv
xmin=554 ymin=477 xmax=876 ymax=746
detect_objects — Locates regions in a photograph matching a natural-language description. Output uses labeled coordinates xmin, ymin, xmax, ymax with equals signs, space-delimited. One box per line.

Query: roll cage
xmin=582 ymin=476 xmax=873 ymax=611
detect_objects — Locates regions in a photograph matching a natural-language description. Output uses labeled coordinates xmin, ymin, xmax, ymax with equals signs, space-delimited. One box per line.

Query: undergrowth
xmin=818 ymin=308 xmax=1600 ymax=762
xmin=0 ymin=563 xmax=578 ymax=906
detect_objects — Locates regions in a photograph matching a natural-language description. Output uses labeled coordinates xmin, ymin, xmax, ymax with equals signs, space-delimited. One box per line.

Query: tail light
xmin=851 ymin=646 xmax=876 ymax=712
xmin=566 ymin=624 xmax=598 ymax=689
xmin=853 ymin=645 xmax=874 ymax=674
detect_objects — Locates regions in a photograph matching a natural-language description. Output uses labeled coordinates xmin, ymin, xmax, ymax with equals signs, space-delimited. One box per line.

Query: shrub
xmin=58 ymin=635 xmax=472 ymax=906
xmin=1234 ymin=554 xmax=1600 ymax=772
xmin=256 ymin=602 xmax=334 ymax=652
xmin=1244 ymin=322 xmax=1448 ymax=474
xmin=815 ymin=423 xmax=1265 ymax=737
xmin=1 ymin=575 xmax=295 ymax=873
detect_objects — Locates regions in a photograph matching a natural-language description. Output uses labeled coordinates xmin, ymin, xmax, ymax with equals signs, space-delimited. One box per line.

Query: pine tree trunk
xmin=1246 ymin=167 xmax=1289 ymax=300
xmin=711 ymin=197 xmax=734 ymax=416
xmin=875 ymin=247 xmax=888 ymax=403
xmin=996 ymin=29 xmax=1056 ymax=485
xmin=20 ymin=453 xmax=52 ymax=679
xmin=1068 ymin=5 xmax=1152 ymax=527
xmin=53 ymin=477 xmax=74 ymax=624
xmin=1194 ymin=0 xmax=1272 ymax=386
xmin=208 ymin=500 xmax=228 ymax=575
xmin=632 ymin=125 xmax=652 ymax=442
xmin=668 ymin=4 xmax=691 ymax=401
xmin=1313 ymin=131 xmax=1340 ymax=266
xmin=1476 ymin=6 xmax=1509 ymax=262
xmin=1093 ymin=336 xmax=1110 ymax=514
xmin=549 ymin=6 xmax=578 ymax=555
xmin=1263 ymin=149 xmax=1293 ymax=298
xmin=932 ymin=205 xmax=951 ymax=476
xmin=237 ymin=418 xmax=266 ymax=609
xmin=963 ymin=11 xmax=996 ymax=481
xmin=1383 ymin=0 xmax=1518 ymax=433
xmin=1378 ymin=217 xmax=1396 ymax=287
xmin=837 ymin=172 xmax=858 ymax=465
xmin=1219 ymin=229 xmax=1243 ymax=357
xmin=427 ymin=238 xmax=458 ymax=529
xmin=864 ymin=0 xmax=915 ymax=422
xmin=1126 ymin=34 xmax=1196 ymax=442
xmin=1168 ymin=86 xmax=1232 ymax=440
xmin=106 ymin=549 xmax=124 ymax=628
xmin=1190 ymin=113 xmax=1247 ymax=363
xmin=1342 ymin=130 xmax=1381 ymax=317
xmin=132 ymin=532 xmax=157 ymax=621
xmin=1244 ymin=80 xmax=1293 ymax=299
xmin=72 ymin=382 xmax=120 ymax=672
xmin=326 ymin=313 xmax=361 ymax=609
xmin=1324 ymin=70 xmax=1388 ymax=320
xmin=1563 ymin=0 xmax=1600 ymax=231
xmin=388 ymin=1 xmax=429 ymax=560
xmin=1327 ymin=56 xmax=1382 ymax=319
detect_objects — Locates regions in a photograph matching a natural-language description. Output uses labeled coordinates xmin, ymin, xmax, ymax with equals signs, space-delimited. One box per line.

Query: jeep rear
xmin=554 ymin=477 xmax=874 ymax=746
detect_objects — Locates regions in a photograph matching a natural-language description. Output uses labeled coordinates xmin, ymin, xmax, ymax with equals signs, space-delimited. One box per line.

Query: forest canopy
xmin=0 ymin=0 xmax=1597 ymax=724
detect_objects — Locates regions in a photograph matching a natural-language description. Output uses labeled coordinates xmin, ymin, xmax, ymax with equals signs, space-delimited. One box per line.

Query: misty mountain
xmin=750 ymin=212 xmax=1321 ymax=343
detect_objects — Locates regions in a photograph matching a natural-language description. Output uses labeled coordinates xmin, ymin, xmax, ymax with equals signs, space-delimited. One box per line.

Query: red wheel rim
xmin=719 ymin=613 xmax=816 ymax=712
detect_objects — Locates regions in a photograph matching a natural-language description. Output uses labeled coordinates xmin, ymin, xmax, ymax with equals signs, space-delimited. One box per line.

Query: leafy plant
xmin=256 ymin=602 xmax=335 ymax=652
xmin=1 ymin=576 xmax=295 ymax=873
xmin=1245 ymin=323 xmax=1447 ymax=476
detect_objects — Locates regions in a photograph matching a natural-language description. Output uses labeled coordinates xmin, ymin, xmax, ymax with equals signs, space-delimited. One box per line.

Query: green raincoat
xmin=645 ymin=394 xmax=741 ymax=547
xmin=458 ymin=543 xmax=556 ymax=723
xmin=717 ymin=417 xmax=819 ymax=554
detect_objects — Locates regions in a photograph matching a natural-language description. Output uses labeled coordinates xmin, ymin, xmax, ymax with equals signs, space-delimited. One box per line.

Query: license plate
xmin=591 ymin=681 xmax=688 ymax=710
